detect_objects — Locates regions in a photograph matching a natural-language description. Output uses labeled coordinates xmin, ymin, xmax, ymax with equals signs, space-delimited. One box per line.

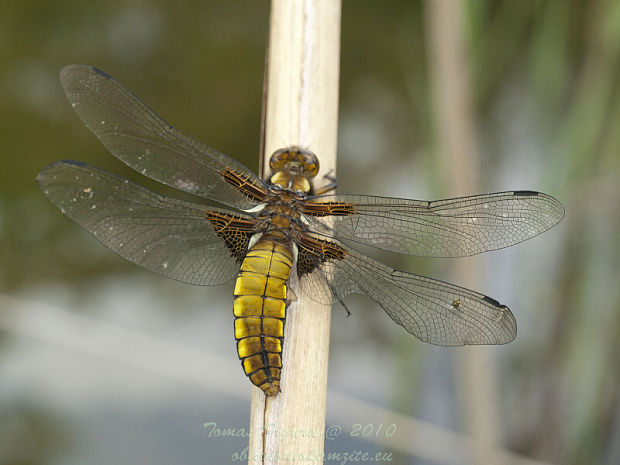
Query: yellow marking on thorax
xmin=233 ymin=238 xmax=293 ymax=396
xmin=269 ymin=171 xmax=311 ymax=193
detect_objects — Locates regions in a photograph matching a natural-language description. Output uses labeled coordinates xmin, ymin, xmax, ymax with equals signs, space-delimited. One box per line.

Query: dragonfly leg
xmin=326 ymin=281 xmax=351 ymax=317
xmin=314 ymin=170 xmax=337 ymax=195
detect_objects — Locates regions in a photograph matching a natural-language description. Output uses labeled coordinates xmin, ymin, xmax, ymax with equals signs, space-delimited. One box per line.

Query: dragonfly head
xmin=268 ymin=147 xmax=319 ymax=194
xmin=269 ymin=146 xmax=319 ymax=179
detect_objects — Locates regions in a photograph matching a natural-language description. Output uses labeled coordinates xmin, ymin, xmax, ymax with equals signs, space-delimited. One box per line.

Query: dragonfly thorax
xmin=269 ymin=171 xmax=311 ymax=193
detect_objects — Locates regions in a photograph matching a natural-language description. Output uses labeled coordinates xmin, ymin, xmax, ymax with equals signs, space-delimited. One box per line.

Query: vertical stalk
xmin=249 ymin=1 xmax=341 ymax=464
xmin=425 ymin=1 xmax=502 ymax=464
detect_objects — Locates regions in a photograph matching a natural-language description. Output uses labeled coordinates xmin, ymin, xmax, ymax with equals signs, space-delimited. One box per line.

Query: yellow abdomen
xmin=233 ymin=238 xmax=292 ymax=396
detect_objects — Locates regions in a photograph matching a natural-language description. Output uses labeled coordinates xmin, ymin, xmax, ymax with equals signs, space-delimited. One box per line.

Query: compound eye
xmin=301 ymin=153 xmax=319 ymax=178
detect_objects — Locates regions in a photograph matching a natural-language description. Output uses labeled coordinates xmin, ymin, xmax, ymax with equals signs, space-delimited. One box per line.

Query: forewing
xmin=303 ymin=191 xmax=564 ymax=257
xmin=59 ymin=64 xmax=267 ymax=210
xmin=297 ymin=237 xmax=516 ymax=346
xmin=37 ymin=160 xmax=255 ymax=286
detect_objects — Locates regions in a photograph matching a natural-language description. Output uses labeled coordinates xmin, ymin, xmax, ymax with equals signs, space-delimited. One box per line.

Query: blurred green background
xmin=1 ymin=1 xmax=618 ymax=464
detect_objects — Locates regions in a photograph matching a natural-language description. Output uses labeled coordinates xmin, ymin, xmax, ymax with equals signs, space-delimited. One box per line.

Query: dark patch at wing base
xmin=297 ymin=235 xmax=347 ymax=277
xmin=205 ymin=211 xmax=255 ymax=262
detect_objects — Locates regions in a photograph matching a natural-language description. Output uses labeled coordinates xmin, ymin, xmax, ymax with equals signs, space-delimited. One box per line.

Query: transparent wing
xmin=304 ymin=191 xmax=564 ymax=257
xmin=59 ymin=64 xmax=267 ymax=210
xmin=37 ymin=160 xmax=255 ymax=286
xmin=298 ymin=238 xmax=516 ymax=346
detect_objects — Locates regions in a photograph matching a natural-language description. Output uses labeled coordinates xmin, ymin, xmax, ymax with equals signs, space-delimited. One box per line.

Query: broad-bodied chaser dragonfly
xmin=37 ymin=65 xmax=564 ymax=396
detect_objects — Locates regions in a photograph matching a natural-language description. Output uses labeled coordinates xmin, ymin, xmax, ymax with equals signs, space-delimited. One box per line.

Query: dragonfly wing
xmin=297 ymin=237 xmax=516 ymax=346
xmin=303 ymin=191 xmax=564 ymax=257
xmin=59 ymin=65 xmax=267 ymax=210
xmin=37 ymin=160 xmax=255 ymax=286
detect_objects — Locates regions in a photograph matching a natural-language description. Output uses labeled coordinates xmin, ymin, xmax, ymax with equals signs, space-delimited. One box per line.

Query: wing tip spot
xmin=512 ymin=190 xmax=538 ymax=197
xmin=482 ymin=295 xmax=502 ymax=308
xmin=92 ymin=66 xmax=113 ymax=80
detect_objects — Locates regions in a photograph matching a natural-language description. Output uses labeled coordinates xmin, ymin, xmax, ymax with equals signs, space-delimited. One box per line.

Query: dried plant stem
xmin=248 ymin=1 xmax=341 ymax=463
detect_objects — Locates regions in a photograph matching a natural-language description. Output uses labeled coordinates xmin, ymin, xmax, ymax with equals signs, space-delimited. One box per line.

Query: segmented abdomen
xmin=233 ymin=238 xmax=292 ymax=396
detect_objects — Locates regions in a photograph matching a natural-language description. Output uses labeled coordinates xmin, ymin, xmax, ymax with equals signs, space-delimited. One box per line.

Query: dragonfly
xmin=37 ymin=65 xmax=565 ymax=396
